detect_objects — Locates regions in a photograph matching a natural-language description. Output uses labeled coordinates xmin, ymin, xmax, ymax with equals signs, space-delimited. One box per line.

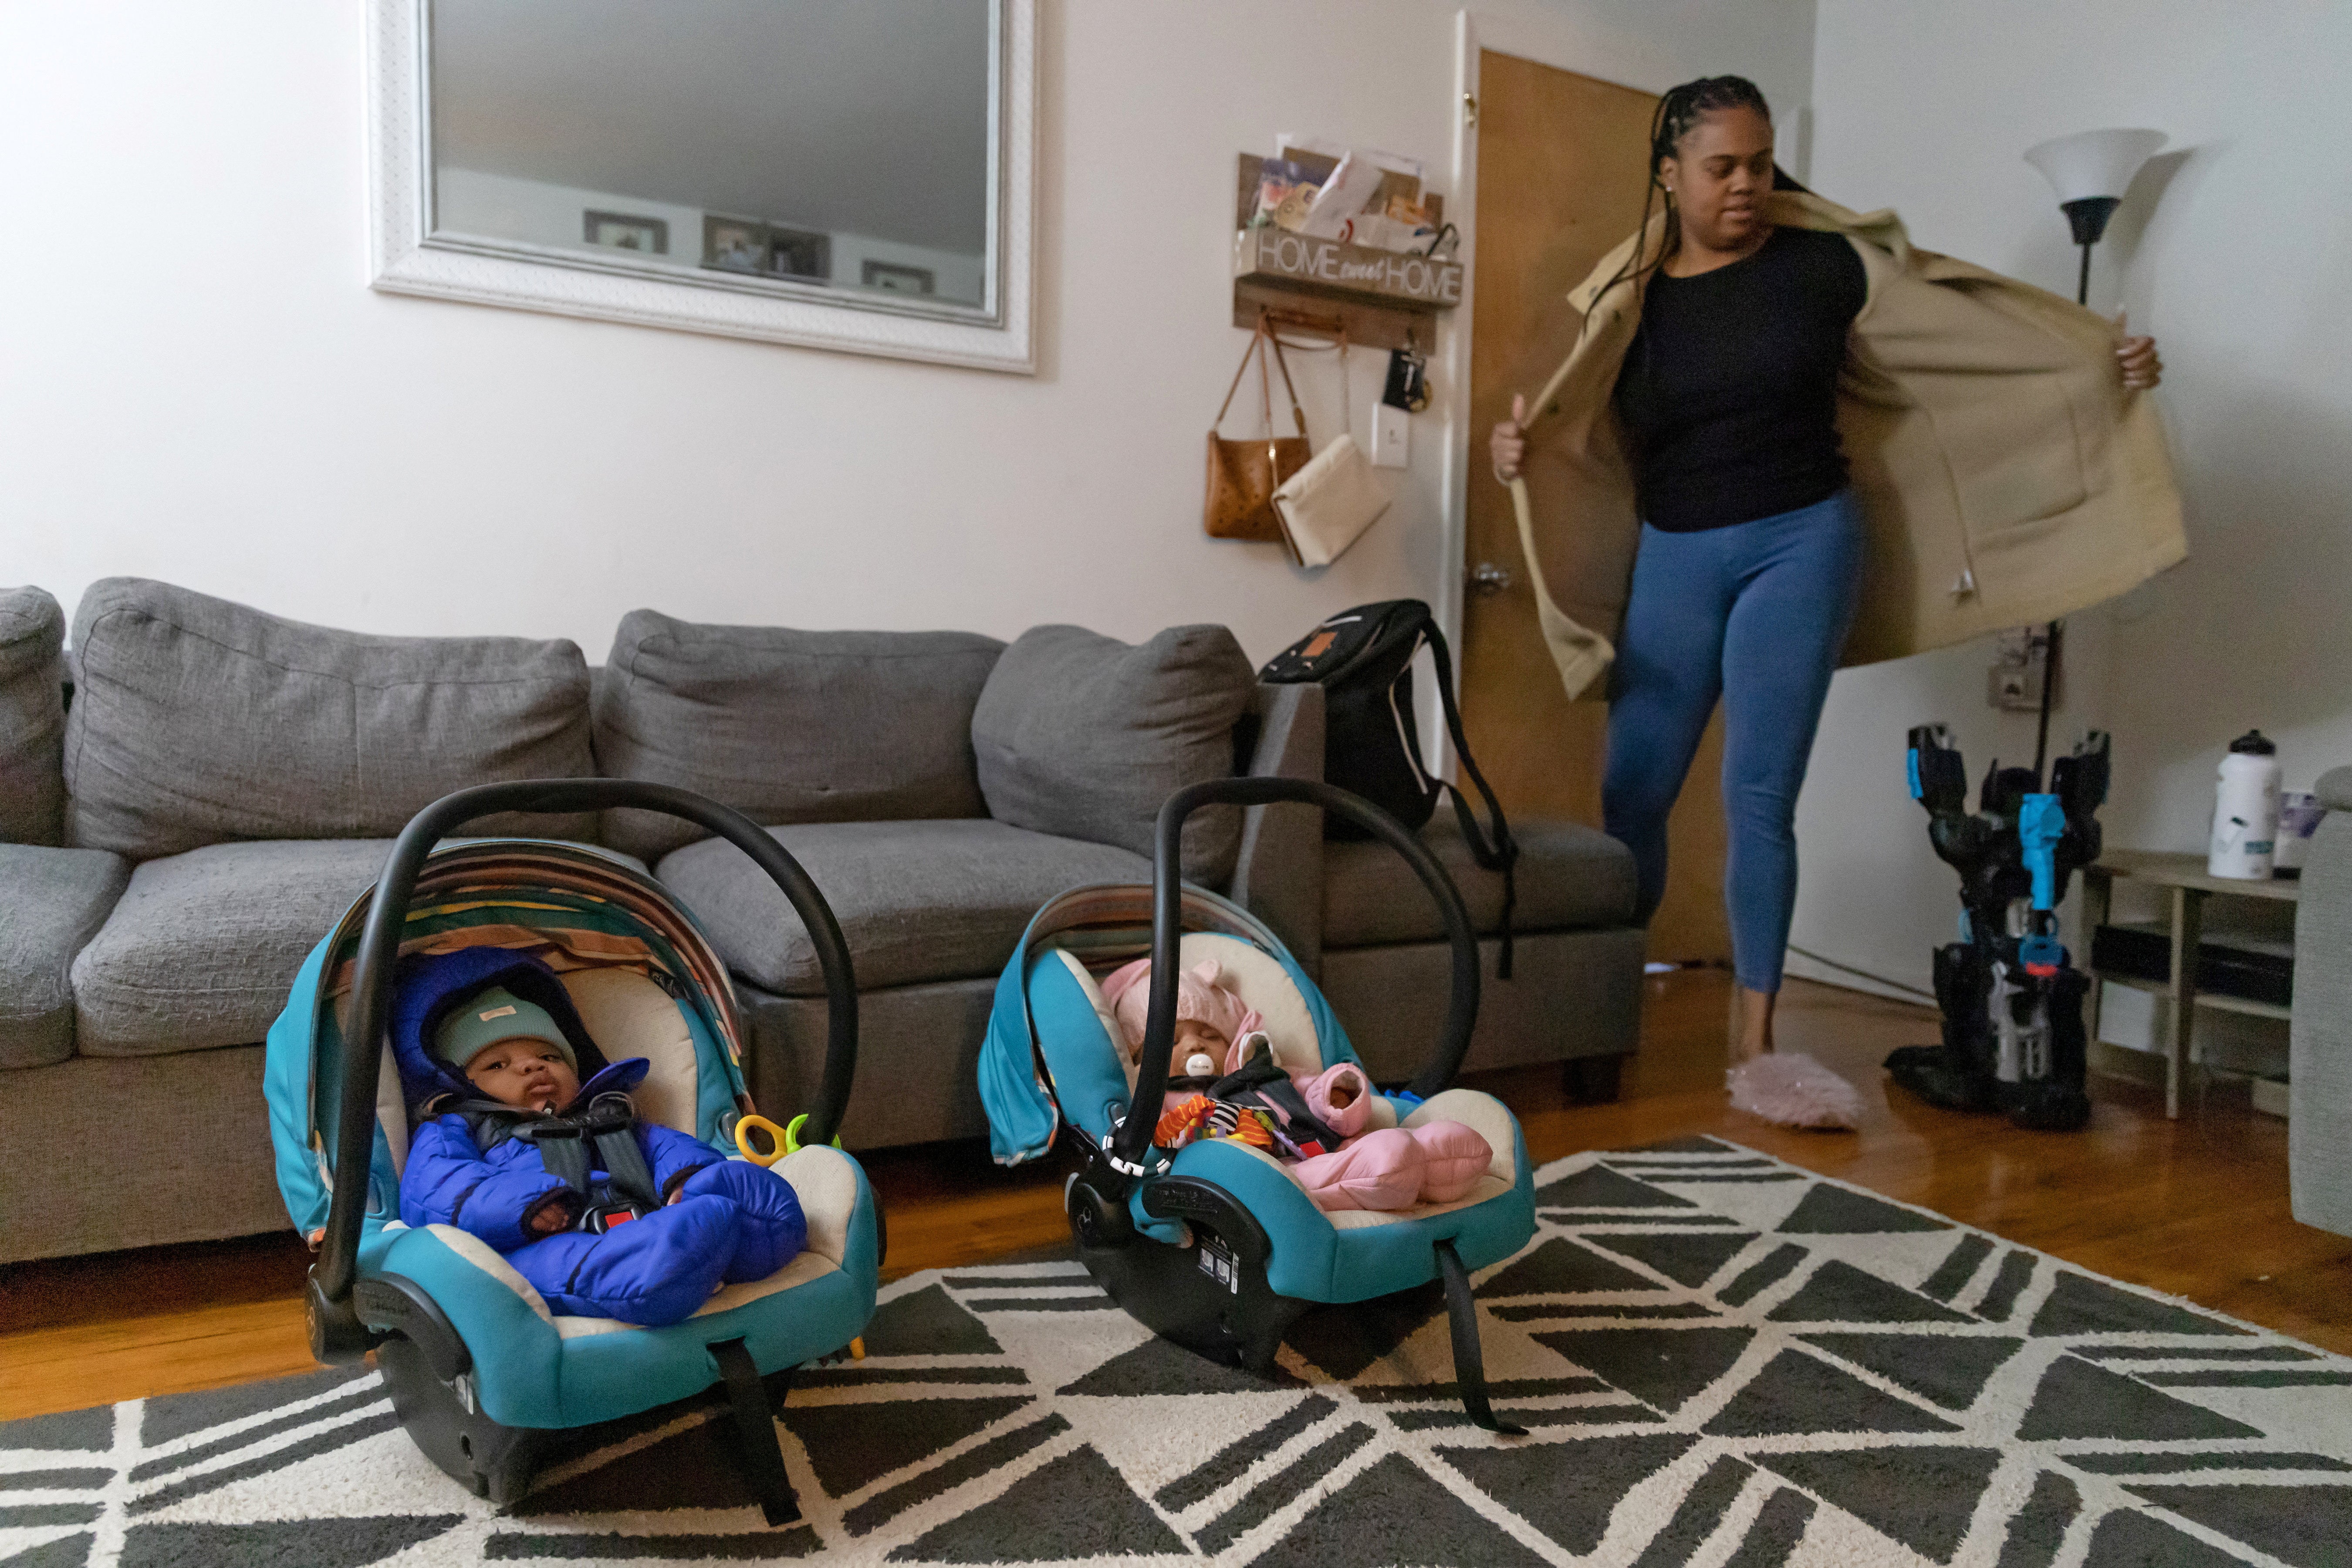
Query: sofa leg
xmin=1561 ymin=1053 xmax=1627 ymax=1106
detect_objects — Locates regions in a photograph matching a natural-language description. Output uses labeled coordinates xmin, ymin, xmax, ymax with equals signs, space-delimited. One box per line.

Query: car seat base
xmin=1073 ymin=1169 xmax=1527 ymax=1434
xmin=1075 ymin=1172 xmax=1308 ymax=1376
xmin=377 ymin=1337 xmax=551 ymax=1507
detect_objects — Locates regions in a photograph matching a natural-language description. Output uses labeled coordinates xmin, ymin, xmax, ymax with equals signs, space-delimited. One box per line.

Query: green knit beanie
xmin=435 ymin=986 xmax=576 ymax=1075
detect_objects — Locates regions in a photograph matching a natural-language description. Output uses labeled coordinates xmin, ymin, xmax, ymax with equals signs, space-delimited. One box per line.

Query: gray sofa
xmin=0 ymin=579 xmax=1642 ymax=1264
xmin=2290 ymin=764 xmax=2352 ymax=1237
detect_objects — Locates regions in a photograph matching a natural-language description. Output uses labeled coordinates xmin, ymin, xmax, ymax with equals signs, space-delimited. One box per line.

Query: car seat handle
xmin=311 ymin=779 xmax=858 ymax=1330
xmin=1111 ymin=777 xmax=1479 ymax=1172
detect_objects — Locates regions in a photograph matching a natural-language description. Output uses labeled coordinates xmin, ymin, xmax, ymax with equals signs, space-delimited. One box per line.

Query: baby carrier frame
xmin=288 ymin=779 xmax=872 ymax=1520
xmin=999 ymin=777 xmax=1536 ymax=1433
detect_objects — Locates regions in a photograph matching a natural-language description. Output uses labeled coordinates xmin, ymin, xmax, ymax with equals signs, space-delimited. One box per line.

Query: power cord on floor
xmin=1783 ymin=943 xmax=1937 ymax=1004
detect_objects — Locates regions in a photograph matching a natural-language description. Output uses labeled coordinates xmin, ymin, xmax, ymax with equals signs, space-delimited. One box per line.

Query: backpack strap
xmin=1418 ymin=624 xmax=1521 ymax=979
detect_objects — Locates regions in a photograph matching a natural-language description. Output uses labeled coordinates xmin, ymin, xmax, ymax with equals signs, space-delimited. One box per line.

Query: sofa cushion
xmin=65 ymin=578 xmax=595 ymax=858
xmin=0 ymin=586 xmax=67 ymax=846
xmin=70 ymin=837 xmax=644 ymax=1057
xmin=0 ymin=844 xmax=129 ymax=1069
xmin=1321 ymin=814 xmax=1638 ymax=947
xmin=970 ymin=624 xmax=1253 ymax=884
xmin=657 ymin=818 xmax=1151 ymax=996
xmin=71 ymin=840 xmax=395 ymax=1056
xmin=594 ymin=611 xmax=1003 ymax=861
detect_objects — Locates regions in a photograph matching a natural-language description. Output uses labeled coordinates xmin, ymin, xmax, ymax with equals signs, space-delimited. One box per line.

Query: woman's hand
xmin=2116 ymin=310 xmax=2162 ymax=391
xmin=1490 ymin=394 xmax=1529 ymax=482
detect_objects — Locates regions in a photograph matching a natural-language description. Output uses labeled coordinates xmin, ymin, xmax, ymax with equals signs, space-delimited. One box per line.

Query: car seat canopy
xmin=270 ymin=840 xmax=750 ymax=1230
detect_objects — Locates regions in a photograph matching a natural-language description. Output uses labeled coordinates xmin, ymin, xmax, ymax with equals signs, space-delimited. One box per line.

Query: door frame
xmin=1436 ymin=13 xmax=1667 ymax=771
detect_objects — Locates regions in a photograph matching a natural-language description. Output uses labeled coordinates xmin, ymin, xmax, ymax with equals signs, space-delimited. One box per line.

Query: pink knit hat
xmin=1099 ymin=956 xmax=1262 ymax=1059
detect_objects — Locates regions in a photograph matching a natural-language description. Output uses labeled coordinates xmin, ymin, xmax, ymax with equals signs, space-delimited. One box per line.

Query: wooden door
xmin=1461 ymin=51 xmax=1729 ymax=963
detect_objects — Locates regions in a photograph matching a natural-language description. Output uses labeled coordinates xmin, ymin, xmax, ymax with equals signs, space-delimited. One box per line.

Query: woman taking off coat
xmin=1490 ymin=76 xmax=2183 ymax=1127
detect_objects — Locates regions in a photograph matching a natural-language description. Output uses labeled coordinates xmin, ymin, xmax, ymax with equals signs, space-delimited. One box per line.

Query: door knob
xmin=1469 ymin=562 xmax=1514 ymax=596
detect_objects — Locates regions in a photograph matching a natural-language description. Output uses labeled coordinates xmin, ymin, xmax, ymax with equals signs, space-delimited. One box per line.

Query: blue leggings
xmin=1602 ymin=490 xmax=1864 ymax=992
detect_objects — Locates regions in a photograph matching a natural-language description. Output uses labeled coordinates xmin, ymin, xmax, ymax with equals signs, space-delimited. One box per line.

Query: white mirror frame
xmin=365 ymin=0 xmax=1037 ymax=373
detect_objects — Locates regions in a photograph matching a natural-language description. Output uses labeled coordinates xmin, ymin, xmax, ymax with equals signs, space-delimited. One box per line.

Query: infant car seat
xmin=267 ymin=781 xmax=880 ymax=1520
xmin=979 ymin=778 xmax=1537 ymax=1432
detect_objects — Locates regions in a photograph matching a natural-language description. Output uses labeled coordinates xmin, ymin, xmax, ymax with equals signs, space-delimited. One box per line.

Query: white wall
xmin=1790 ymin=0 xmax=2352 ymax=1001
xmin=0 ymin=0 xmax=1811 ymax=673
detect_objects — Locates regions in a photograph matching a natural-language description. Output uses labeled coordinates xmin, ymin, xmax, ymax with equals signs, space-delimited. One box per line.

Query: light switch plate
xmin=1372 ymin=404 xmax=1409 ymax=468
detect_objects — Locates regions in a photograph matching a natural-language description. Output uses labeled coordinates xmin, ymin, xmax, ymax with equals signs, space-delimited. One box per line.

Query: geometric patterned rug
xmin=6 ymin=1138 xmax=2350 ymax=1568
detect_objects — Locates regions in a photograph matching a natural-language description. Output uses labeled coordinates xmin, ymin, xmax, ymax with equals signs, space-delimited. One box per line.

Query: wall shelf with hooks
xmin=1230 ymin=155 xmax=1460 ymax=350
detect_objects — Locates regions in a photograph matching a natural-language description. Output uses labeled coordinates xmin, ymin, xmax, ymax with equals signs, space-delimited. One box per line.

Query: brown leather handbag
xmin=1204 ymin=316 xmax=1310 ymax=542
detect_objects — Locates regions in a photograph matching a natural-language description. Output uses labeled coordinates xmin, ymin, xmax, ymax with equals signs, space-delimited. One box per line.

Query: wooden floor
xmin=5 ymin=972 xmax=2346 ymax=1422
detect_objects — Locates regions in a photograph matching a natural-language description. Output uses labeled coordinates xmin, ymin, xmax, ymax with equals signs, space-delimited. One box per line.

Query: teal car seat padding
xmin=1125 ymin=1092 xmax=1534 ymax=1301
xmin=286 ymin=780 xmax=868 ymax=1521
xmin=1037 ymin=777 xmax=1531 ymax=1435
xmin=373 ymin=1145 xmax=878 ymax=1429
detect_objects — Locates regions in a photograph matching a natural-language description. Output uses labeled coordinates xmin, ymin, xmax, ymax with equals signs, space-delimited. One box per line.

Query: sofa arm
xmin=2317 ymin=765 xmax=2352 ymax=814
xmin=2292 ymin=799 xmax=2352 ymax=1236
xmin=1227 ymin=683 xmax=1326 ymax=969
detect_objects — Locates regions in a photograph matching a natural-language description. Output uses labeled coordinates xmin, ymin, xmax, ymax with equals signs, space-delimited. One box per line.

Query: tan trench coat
xmin=1506 ymin=189 xmax=2187 ymax=701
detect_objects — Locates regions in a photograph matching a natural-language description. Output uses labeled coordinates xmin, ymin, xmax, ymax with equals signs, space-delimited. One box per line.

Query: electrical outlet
xmin=1988 ymin=624 xmax=2057 ymax=711
xmin=1372 ymin=404 xmax=1409 ymax=468
xmin=1989 ymin=663 xmax=2044 ymax=710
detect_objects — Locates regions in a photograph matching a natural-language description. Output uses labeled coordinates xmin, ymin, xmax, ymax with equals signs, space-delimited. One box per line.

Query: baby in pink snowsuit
xmin=1099 ymin=956 xmax=1492 ymax=1213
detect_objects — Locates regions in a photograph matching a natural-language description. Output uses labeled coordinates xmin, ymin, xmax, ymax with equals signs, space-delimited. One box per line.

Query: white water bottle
xmin=2207 ymin=730 xmax=2282 ymax=879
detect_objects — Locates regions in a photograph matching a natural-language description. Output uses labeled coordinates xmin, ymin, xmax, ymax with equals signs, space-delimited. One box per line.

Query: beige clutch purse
xmin=1271 ymin=431 xmax=1390 ymax=567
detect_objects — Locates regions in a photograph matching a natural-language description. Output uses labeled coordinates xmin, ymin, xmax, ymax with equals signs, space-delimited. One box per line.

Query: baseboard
xmin=1781 ymin=950 xmax=1934 ymax=1007
xmin=2089 ymin=1040 xmax=2166 ymax=1090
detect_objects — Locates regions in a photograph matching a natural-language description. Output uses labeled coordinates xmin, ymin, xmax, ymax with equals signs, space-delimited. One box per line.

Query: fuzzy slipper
xmin=1727 ymin=1052 xmax=1862 ymax=1130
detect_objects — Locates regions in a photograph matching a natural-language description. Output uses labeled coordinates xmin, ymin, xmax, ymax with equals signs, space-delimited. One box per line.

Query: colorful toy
xmin=1886 ymin=726 xmax=2110 ymax=1130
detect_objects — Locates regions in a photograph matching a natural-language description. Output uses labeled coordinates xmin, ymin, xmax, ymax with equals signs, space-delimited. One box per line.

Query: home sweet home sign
xmin=1233 ymin=227 xmax=1464 ymax=308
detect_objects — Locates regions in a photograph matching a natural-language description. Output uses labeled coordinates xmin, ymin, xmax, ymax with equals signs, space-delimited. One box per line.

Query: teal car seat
xmin=269 ymin=781 xmax=878 ymax=1521
xmin=979 ymin=778 xmax=1536 ymax=1432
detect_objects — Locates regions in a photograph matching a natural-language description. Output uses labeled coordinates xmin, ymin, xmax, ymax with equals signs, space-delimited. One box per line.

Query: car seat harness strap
xmin=457 ymin=1092 xmax=663 ymax=1234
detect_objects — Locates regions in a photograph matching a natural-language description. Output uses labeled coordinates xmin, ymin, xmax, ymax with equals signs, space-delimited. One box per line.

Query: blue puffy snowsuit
xmin=391 ymin=948 xmax=806 ymax=1327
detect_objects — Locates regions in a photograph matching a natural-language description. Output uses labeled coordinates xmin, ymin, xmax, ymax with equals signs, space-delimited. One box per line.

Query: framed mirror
xmin=367 ymin=0 xmax=1037 ymax=372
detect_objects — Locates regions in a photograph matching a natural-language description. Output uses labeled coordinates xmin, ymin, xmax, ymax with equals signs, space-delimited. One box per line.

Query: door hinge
xmin=1463 ymin=92 xmax=1478 ymax=128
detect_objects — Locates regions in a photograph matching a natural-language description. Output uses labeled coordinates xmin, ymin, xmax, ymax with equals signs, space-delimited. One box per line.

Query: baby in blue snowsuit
xmin=394 ymin=949 xmax=805 ymax=1328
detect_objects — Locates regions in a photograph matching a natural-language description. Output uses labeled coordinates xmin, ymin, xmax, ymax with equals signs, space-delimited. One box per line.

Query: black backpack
xmin=1259 ymin=601 xmax=1519 ymax=976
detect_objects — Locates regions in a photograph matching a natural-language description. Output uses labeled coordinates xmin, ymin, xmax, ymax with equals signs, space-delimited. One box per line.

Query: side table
xmin=2081 ymin=848 xmax=2300 ymax=1118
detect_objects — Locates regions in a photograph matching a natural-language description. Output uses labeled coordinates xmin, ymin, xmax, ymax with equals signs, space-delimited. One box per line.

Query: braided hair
xmin=1592 ymin=75 xmax=1777 ymax=315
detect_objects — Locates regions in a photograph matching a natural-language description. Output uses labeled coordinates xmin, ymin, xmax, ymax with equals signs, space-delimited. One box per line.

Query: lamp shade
xmin=2025 ymin=128 xmax=2165 ymax=245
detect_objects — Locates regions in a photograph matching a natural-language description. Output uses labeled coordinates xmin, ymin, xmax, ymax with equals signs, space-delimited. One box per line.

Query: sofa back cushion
xmin=0 ymin=586 xmax=68 ymax=846
xmin=971 ymin=624 xmax=1254 ymax=884
xmin=65 ymin=578 xmax=595 ymax=856
xmin=594 ymin=610 xmax=1004 ymax=860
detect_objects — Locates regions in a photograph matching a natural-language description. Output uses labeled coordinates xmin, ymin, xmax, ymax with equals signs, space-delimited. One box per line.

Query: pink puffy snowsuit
xmin=1099 ymin=957 xmax=1492 ymax=1213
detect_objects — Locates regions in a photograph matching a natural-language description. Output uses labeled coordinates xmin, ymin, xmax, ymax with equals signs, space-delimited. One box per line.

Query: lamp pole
xmin=2021 ymin=132 xmax=2163 ymax=781
xmin=2038 ymin=206 xmax=2104 ymax=783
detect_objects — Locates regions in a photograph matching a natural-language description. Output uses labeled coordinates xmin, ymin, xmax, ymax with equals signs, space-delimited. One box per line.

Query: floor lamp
xmin=2021 ymin=127 xmax=2167 ymax=777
